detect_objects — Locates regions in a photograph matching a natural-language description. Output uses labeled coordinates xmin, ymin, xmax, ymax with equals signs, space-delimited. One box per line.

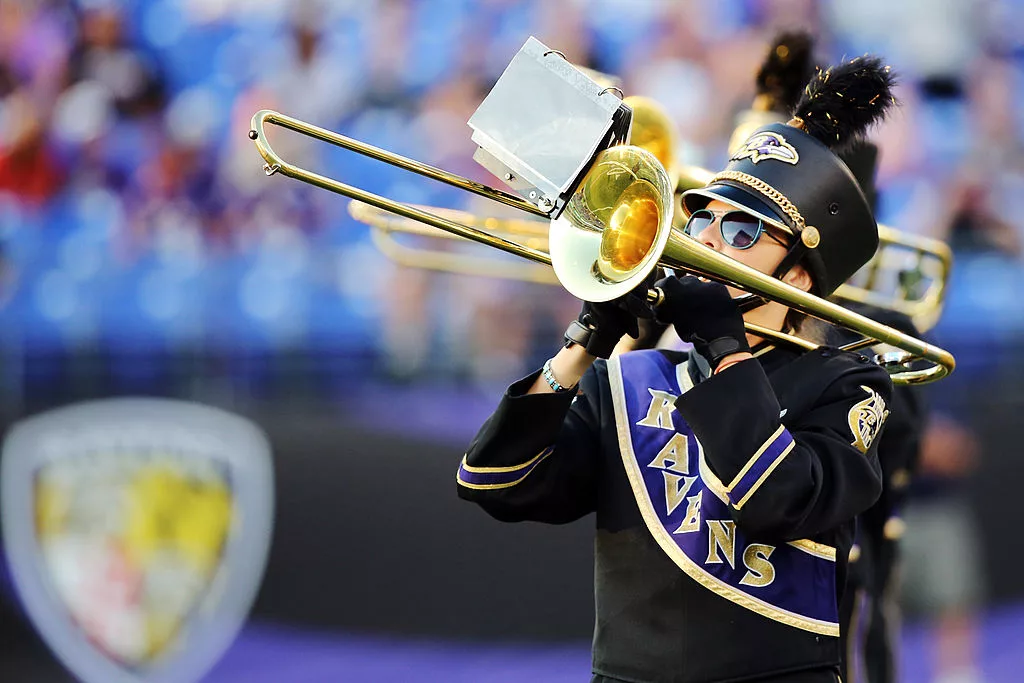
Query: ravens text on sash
xmin=637 ymin=388 xmax=777 ymax=588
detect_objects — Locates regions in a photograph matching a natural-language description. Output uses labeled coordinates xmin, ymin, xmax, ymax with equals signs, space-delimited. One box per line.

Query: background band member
xmin=458 ymin=56 xmax=899 ymax=682
xmin=729 ymin=32 xmax=929 ymax=681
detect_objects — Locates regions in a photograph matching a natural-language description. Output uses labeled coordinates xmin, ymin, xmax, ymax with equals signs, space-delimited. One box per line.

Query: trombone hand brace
xmin=654 ymin=275 xmax=750 ymax=370
xmin=565 ymin=301 xmax=640 ymax=359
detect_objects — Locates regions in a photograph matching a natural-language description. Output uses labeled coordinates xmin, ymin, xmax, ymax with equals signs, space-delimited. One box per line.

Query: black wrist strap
xmin=564 ymin=318 xmax=619 ymax=358
xmin=696 ymin=336 xmax=747 ymax=369
xmin=564 ymin=320 xmax=593 ymax=349
xmin=735 ymin=292 xmax=768 ymax=313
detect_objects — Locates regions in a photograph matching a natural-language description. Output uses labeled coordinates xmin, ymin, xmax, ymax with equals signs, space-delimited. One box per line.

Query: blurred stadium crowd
xmin=0 ymin=0 xmax=1023 ymax=398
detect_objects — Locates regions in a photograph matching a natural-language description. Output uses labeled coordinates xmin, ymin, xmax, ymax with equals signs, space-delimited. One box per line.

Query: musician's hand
xmin=653 ymin=275 xmax=749 ymax=370
xmin=571 ymin=270 xmax=659 ymax=359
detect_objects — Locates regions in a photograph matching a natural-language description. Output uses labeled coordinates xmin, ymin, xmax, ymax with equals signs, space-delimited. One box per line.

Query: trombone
xmin=249 ymin=109 xmax=955 ymax=385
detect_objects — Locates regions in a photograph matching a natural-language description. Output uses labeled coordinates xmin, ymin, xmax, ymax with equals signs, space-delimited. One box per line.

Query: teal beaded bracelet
xmin=542 ymin=358 xmax=576 ymax=393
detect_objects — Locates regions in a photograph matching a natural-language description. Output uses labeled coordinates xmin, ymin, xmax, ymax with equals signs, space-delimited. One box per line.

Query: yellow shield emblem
xmin=3 ymin=399 xmax=273 ymax=683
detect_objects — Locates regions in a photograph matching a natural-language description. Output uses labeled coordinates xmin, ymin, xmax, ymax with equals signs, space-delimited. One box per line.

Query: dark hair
xmin=786 ymin=311 xmax=829 ymax=345
xmin=784 ymin=309 xmax=806 ymax=334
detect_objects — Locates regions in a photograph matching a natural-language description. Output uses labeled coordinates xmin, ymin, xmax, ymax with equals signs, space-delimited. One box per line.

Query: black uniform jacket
xmin=458 ymin=344 xmax=892 ymax=683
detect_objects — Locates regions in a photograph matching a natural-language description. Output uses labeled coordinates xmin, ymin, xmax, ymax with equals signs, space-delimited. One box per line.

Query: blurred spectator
xmin=0 ymin=87 xmax=64 ymax=203
xmin=944 ymin=168 xmax=1022 ymax=258
xmin=68 ymin=4 xmax=165 ymax=120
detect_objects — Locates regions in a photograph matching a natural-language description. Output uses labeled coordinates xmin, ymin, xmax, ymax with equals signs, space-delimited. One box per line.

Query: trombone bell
xmin=550 ymin=145 xmax=674 ymax=302
xmin=598 ymin=182 xmax=660 ymax=278
xmin=620 ymin=96 xmax=718 ymax=198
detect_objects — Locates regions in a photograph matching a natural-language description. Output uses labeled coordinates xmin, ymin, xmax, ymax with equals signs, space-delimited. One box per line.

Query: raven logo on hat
xmin=730 ymin=131 xmax=800 ymax=165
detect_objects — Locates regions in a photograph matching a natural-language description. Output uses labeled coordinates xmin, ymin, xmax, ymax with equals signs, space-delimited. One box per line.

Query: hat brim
xmin=681 ymin=183 xmax=794 ymax=236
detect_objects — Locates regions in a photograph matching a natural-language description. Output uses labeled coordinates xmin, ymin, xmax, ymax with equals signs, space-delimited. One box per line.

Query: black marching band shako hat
xmin=681 ymin=54 xmax=897 ymax=297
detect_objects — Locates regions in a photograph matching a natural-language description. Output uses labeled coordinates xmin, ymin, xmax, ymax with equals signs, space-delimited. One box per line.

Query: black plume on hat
xmin=792 ymin=56 xmax=898 ymax=153
xmin=684 ymin=54 xmax=900 ymax=296
xmin=755 ymin=37 xmax=889 ymax=213
xmin=755 ymin=31 xmax=816 ymax=115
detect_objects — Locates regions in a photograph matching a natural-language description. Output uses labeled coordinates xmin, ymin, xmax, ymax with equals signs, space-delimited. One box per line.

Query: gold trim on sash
xmin=675 ymin=362 xmax=693 ymax=396
xmin=698 ymin=449 xmax=730 ymax=505
xmin=608 ymin=355 xmax=840 ymax=637
xmin=680 ymin=363 xmax=735 ymax=506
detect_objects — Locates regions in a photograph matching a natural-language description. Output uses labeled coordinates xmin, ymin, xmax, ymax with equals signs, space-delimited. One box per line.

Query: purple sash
xmin=608 ymin=350 xmax=840 ymax=636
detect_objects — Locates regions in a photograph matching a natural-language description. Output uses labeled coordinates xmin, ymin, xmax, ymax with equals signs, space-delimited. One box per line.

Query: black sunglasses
xmin=683 ymin=209 xmax=789 ymax=250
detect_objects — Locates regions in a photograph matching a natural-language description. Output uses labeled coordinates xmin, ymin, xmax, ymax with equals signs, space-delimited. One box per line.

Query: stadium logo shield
xmin=1 ymin=398 xmax=274 ymax=683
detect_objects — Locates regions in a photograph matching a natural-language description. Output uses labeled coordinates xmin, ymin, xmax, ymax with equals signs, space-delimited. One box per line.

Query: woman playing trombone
xmin=458 ymin=56 xmax=898 ymax=683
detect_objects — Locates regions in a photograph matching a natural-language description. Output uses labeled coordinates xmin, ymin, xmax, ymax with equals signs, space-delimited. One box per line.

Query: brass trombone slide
xmin=250 ymin=109 xmax=954 ymax=385
xmin=342 ymin=91 xmax=949 ymax=332
xmin=248 ymin=109 xmax=552 ymax=267
xmin=355 ymin=210 xmax=953 ymax=384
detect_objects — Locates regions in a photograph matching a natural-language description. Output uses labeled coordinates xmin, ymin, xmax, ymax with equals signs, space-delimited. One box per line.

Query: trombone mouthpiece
xmin=248 ymin=129 xmax=258 ymax=140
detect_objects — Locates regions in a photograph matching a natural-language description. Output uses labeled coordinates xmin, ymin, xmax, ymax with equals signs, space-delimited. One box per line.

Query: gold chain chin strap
xmin=708 ymin=171 xmax=806 ymax=232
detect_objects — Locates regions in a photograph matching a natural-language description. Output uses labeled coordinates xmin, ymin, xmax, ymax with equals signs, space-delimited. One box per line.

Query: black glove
xmin=566 ymin=271 xmax=659 ymax=359
xmin=653 ymin=275 xmax=749 ymax=369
